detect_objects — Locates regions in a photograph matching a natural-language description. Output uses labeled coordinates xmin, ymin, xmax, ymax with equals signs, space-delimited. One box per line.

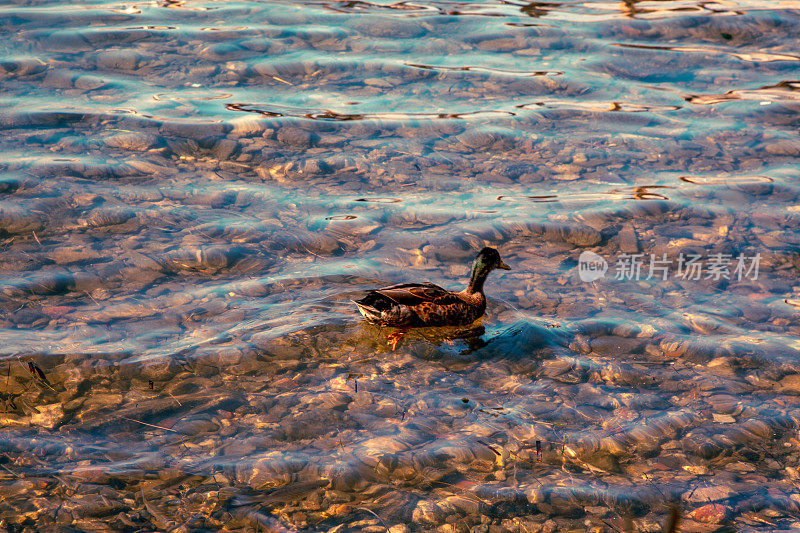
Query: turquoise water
xmin=1 ymin=0 xmax=800 ymax=530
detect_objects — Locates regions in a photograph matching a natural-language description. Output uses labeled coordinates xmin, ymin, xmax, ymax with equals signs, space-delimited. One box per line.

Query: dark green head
xmin=467 ymin=247 xmax=510 ymax=293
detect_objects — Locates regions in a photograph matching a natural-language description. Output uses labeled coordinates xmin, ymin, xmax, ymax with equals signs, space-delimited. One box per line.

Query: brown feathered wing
xmin=354 ymin=283 xmax=477 ymax=327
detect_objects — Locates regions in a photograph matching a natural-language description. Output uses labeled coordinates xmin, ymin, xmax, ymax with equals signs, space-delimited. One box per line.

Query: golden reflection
xmin=111 ymin=6 xmax=142 ymax=14
xmin=680 ymin=175 xmax=773 ymax=185
xmin=159 ymin=0 xmax=208 ymax=11
xmin=725 ymin=334 xmax=766 ymax=344
xmin=631 ymin=185 xmax=670 ymax=200
xmin=225 ymin=103 xmax=515 ymax=121
xmin=322 ymin=0 xmax=435 ymax=14
xmin=517 ymin=0 xmax=747 ymax=20
xmin=359 ymin=322 xmax=489 ymax=357
xmin=617 ymin=0 xmax=641 ymax=18
xmin=519 ymin=2 xmax=556 ymax=17
xmin=497 ymin=185 xmax=672 ymax=204
xmin=686 ymin=81 xmax=800 ymax=105
xmin=153 ymin=92 xmax=232 ymax=101
xmin=199 ymin=26 xmax=249 ymax=31
xmin=580 ymin=0 xmax=744 ymax=19
xmin=404 ymin=62 xmax=562 ymax=77
xmin=516 ymin=100 xmax=681 ymax=112
xmin=615 ymin=43 xmax=800 ymax=63
xmin=354 ymin=197 xmax=402 ymax=203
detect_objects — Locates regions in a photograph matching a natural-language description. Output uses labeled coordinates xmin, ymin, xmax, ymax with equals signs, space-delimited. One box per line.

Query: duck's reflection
xmin=361 ymin=322 xmax=488 ymax=355
xmin=359 ymin=318 xmax=567 ymax=370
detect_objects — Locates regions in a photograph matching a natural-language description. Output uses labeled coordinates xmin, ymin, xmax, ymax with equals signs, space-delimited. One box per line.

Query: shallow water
xmin=1 ymin=0 xmax=800 ymax=531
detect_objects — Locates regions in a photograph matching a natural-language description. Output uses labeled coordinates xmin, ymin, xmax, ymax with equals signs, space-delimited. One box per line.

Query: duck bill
xmin=497 ymin=261 xmax=511 ymax=270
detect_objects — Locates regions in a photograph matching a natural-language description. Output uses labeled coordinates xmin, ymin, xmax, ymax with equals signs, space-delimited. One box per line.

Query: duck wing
xmin=370 ymin=282 xmax=462 ymax=307
xmin=355 ymin=283 xmax=482 ymax=327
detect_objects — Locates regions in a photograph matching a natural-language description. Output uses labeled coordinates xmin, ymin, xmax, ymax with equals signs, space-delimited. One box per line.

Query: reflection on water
xmin=497 ymin=185 xmax=674 ymax=203
xmin=1 ymin=0 xmax=800 ymax=530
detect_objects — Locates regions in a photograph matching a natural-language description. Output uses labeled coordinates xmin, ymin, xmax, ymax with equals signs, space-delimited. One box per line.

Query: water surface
xmin=1 ymin=0 xmax=800 ymax=531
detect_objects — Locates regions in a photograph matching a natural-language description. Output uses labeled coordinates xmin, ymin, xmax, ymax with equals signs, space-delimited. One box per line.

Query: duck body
xmin=354 ymin=247 xmax=509 ymax=328
xmin=354 ymin=282 xmax=486 ymax=327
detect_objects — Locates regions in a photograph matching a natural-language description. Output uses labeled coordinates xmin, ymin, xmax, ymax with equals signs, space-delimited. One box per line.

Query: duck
xmin=353 ymin=247 xmax=510 ymax=332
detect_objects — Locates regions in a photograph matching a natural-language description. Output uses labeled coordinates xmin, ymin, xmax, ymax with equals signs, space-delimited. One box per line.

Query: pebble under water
xmin=2 ymin=0 xmax=800 ymax=531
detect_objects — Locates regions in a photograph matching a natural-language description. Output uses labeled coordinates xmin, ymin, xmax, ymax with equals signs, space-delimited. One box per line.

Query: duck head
xmin=467 ymin=247 xmax=510 ymax=293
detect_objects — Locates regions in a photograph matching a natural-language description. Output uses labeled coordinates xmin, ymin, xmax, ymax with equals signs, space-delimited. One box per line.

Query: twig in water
xmin=476 ymin=440 xmax=501 ymax=457
xmin=120 ymin=416 xmax=181 ymax=433
xmin=599 ymin=517 xmax=624 ymax=533
xmin=271 ymin=75 xmax=293 ymax=86
xmin=299 ymin=242 xmax=323 ymax=261
xmin=84 ymin=290 xmax=101 ymax=307
xmin=356 ymin=507 xmax=389 ymax=532
xmin=335 ymin=425 xmax=346 ymax=453
xmin=0 ymin=464 xmax=21 ymax=478
xmin=426 ymin=479 xmax=491 ymax=506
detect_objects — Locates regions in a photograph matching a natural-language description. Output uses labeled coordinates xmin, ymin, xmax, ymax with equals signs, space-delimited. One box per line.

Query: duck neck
xmin=466 ymin=263 xmax=490 ymax=294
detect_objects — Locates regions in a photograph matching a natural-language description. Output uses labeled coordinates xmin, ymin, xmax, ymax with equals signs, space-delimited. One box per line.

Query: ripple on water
xmin=1 ymin=0 xmax=800 ymax=531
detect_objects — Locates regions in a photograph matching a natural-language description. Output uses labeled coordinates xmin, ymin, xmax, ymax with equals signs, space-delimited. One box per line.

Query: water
xmin=1 ymin=0 xmax=800 ymax=530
